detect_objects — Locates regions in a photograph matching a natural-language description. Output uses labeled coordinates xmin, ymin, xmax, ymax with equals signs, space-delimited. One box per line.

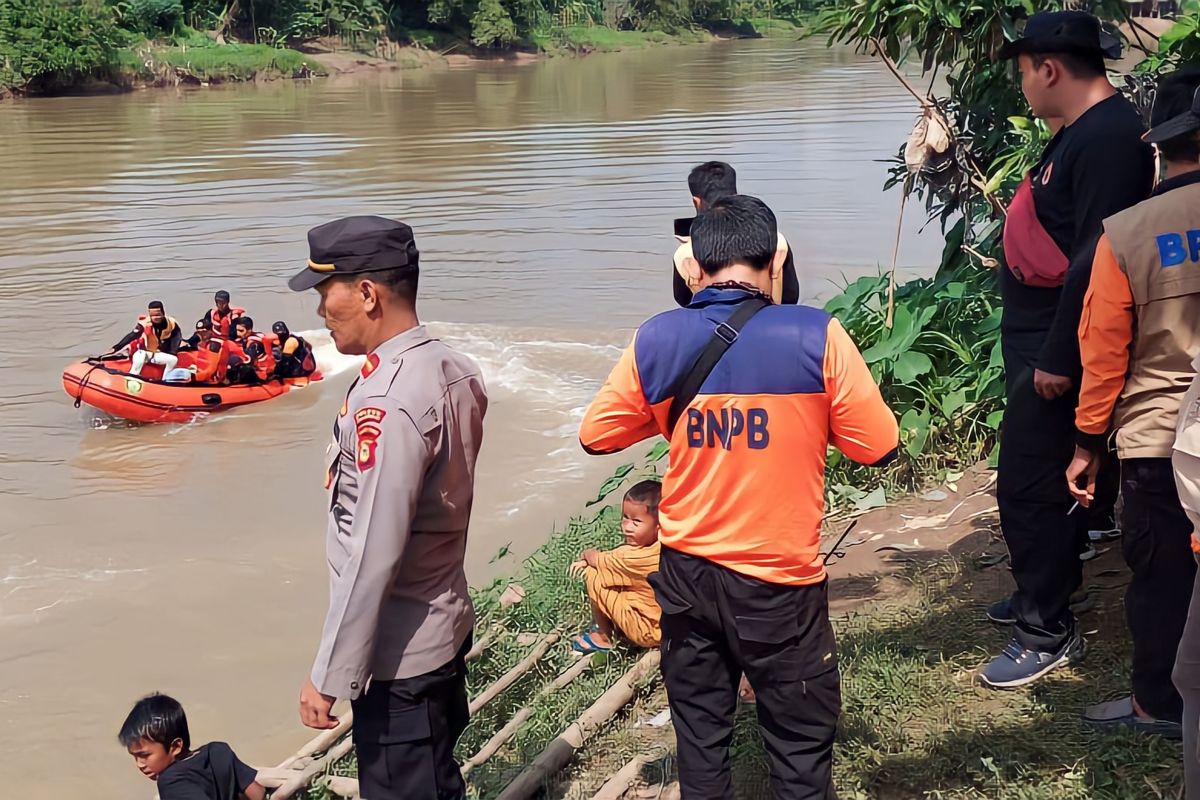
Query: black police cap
xmin=998 ymin=10 xmax=1121 ymax=61
xmin=288 ymin=215 xmax=420 ymax=292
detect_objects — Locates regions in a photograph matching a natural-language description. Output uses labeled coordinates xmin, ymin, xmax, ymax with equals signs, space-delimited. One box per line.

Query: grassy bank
xmin=561 ymin=553 xmax=1181 ymax=799
xmin=113 ymin=38 xmax=323 ymax=86
xmin=296 ymin=489 xmax=1180 ymax=798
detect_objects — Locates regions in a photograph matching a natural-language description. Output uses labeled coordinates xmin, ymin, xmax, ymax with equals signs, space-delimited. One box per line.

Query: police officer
xmin=290 ymin=215 xmax=488 ymax=800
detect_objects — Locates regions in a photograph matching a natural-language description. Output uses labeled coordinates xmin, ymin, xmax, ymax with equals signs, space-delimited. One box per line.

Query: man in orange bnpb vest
xmin=1066 ymin=68 xmax=1200 ymax=742
xmin=581 ymin=195 xmax=898 ymax=799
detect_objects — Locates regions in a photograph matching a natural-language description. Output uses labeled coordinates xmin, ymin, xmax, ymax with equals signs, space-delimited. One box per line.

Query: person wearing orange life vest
xmin=202 ymin=290 xmax=245 ymax=338
xmin=270 ymin=321 xmax=316 ymax=379
xmin=581 ymin=195 xmax=898 ymax=799
xmin=672 ymin=161 xmax=799 ymax=307
xmin=1066 ymin=69 xmax=1200 ymax=747
xmin=111 ymin=300 xmax=183 ymax=378
xmin=228 ymin=316 xmax=276 ymax=384
xmin=187 ymin=319 xmax=238 ymax=384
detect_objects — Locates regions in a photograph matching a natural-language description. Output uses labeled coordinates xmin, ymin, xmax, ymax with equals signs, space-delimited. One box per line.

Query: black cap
xmin=214 ymin=290 xmax=230 ymax=302
xmin=998 ymin=11 xmax=1121 ymax=61
xmin=288 ymin=215 xmax=420 ymax=292
xmin=1145 ymin=72 xmax=1200 ymax=144
xmin=196 ymin=319 xmax=213 ymax=331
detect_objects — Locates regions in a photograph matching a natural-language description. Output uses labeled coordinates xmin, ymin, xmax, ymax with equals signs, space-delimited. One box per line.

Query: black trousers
xmin=650 ymin=547 xmax=840 ymax=800
xmin=997 ymin=344 xmax=1086 ymax=652
xmin=350 ymin=639 xmax=471 ymax=800
xmin=1121 ymin=458 xmax=1195 ymax=722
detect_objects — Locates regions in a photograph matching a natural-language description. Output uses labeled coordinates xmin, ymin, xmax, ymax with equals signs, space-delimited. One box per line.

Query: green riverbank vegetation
xmin=0 ymin=0 xmax=818 ymax=96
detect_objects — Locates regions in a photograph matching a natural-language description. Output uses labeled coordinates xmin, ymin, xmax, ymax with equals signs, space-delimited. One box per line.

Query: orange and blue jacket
xmin=580 ymin=287 xmax=899 ymax=586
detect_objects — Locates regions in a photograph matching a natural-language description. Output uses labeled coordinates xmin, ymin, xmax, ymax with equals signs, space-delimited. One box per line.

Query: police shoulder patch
xmin=354 ymin=406 xmax=386 ymax=471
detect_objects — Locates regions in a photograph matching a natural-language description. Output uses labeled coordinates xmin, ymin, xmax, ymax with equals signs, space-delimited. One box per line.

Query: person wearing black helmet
xmin=982 ymin=10 xmax=1155 ymax=690
xmin=270 ymin=321 xmax=316 ymax=379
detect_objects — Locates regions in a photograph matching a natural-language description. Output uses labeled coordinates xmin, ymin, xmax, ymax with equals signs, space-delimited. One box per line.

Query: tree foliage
xmin=0 ymin=0 xmax=126 ymax=92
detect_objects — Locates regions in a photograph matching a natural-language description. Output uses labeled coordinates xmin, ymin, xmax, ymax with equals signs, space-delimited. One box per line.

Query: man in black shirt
xmin=982 ymin=11 xmax=1154 ymax=689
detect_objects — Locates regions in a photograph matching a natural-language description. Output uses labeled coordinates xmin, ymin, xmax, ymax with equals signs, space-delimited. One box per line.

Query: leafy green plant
xmin=0 ymin=0 xmax=126 ymax=91
xmin=470 ymin=0 xmax=519 ymax=45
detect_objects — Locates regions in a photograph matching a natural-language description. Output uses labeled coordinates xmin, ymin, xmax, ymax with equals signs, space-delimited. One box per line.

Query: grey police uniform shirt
xmin=311 ymin=325 xmax=488 ymax=700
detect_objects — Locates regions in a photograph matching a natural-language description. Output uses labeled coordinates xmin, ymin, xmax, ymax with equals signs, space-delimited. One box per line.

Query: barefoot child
xmin=570 ymin=479 xmax=662 ymax=652
xmin=119 ymin=693 xmax=265 ymax=800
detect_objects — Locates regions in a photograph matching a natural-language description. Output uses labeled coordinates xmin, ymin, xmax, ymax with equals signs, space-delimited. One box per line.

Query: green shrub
xmin=470 ymin=0 xmax=518 ymax=46
xmin=0 ymin=0 xmax=126 ymax=91
xmin=119 ymin=0 xmax=185 ymax=35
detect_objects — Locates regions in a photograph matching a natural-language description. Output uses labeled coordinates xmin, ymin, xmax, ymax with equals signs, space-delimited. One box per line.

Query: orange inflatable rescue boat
xmin=63 ymin=353 xmax=323 ymax=424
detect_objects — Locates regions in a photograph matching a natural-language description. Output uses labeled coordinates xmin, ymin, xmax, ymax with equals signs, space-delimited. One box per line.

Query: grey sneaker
xmin=1084 ymin=696 xmax=1182 ymax=740
xmin=980 ymin=630 xmax=1083 ymax=689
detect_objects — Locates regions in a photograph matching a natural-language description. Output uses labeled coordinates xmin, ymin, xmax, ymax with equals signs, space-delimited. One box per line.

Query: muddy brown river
xmin=0 ymin=38 xmax=939 ymax=795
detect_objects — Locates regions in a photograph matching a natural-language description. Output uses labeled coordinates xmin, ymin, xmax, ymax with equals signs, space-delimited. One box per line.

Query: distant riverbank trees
xmin=0 ymin=0 xmax=822 ymax=93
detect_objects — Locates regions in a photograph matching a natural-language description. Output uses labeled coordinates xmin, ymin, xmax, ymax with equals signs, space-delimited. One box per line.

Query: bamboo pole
xmin=469 ymin=632 xmax=560 ymax=715
xmin=466 ymin=629 xmax=497 ymax=662
xmin=494 ymin=651 xmax=661 ymax=800
xmin=324 ymin=776 xmax=360 ymax=798
xmin=461 ymin=656 xmax=593 ymax=777
xmin=590 ymin=753 xmax=652 ymax=800
xmin=275 ymin=712 xmax=353 ymax=770
xmin=269 ymin=631 xmax=493 ymax=776
xmin=269 ymin=737 xmax=355 ymax=799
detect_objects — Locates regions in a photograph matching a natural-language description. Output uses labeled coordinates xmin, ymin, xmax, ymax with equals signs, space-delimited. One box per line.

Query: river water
xmin=0 ymin=38 xmax=940 ymax=795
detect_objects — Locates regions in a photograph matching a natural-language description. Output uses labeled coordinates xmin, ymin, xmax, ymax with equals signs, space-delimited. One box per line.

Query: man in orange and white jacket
xmin=1067 ymin=69 xmax=1200 ymax=743
xmin=581 ymin=195 xmax=897 ymax=799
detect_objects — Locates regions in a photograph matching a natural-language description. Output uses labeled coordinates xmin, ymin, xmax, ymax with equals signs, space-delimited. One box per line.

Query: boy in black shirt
xmin=983 ymin=11 xmax=1154 ymax=689
xmin=119 ymin=693 xmax=265 ymax=800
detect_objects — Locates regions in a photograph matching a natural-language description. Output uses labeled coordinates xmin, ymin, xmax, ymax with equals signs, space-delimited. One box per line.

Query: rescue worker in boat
xmin=111 ymin=300 xmax=183 ymax=378
xmin=270 ymin=321 xmax=317 ymax=379
xmin=673 ymin=161 xmax=800 ymax=306
xmin=227 ymin=316 xmax=276 ymax=384
xmin=202 ymin=290 xmax=245 ymax=338
xmin=187 ymin=319 xmax=238 ymax=384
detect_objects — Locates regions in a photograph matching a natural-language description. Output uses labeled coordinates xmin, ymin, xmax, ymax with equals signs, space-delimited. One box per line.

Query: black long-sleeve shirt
xmin=113 ymin=319 xmax=183 ymax=354
xmin=1000 ymin=93 xmax=1153 ymax=376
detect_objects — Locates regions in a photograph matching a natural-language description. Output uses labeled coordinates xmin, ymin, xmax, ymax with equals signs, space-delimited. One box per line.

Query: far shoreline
xmin=1 ymin=19 xmax=804 ymax=103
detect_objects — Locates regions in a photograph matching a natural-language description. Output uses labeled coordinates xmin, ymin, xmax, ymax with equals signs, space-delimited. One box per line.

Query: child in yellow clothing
xmin=570 ymin=480 xmax=662 ymax=652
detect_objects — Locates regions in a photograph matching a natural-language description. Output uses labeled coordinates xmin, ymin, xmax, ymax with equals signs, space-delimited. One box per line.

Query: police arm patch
xmin=354 ymin=407 xmax=386 ymax=471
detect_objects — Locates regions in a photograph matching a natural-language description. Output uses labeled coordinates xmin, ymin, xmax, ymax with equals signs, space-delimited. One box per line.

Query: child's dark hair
xmin=118 ymin=693 xmax=190 ymax=750
xmin=625 ymin=479 xmax=663 ymax=516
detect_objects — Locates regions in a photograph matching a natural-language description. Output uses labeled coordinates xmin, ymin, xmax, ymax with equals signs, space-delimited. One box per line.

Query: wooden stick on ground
xmin=469 ymin=631 xmax=560 ymax=715
xmin=590 ymin=753 xmax=653 ymax=800
xmin=495 ymin=651 xmax=661 ymax=800
xmin=461 ymin=655 xmax=594 ymax=777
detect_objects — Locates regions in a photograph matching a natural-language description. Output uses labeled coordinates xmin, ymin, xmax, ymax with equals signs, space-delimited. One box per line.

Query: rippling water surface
xmin=0 ymin=38 xmax=939 ymax=794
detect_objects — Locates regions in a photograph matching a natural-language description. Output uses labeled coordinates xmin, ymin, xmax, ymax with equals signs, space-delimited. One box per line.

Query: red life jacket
xmin=243 ymin=332 xmax=278 ymax=379
xmin=1001 ymin=176 xmax=1070 ymax=288
xmin=194 ymin=335 xmax=232 ymax=384
xmin=210 ymin=305 xmax=245 ymax=337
